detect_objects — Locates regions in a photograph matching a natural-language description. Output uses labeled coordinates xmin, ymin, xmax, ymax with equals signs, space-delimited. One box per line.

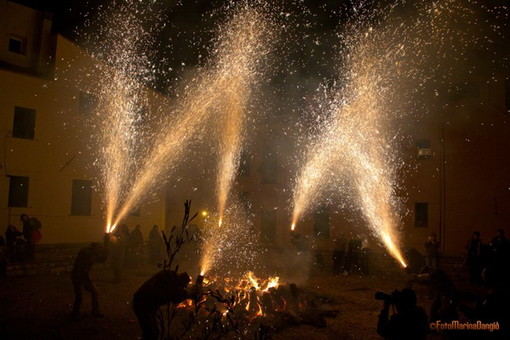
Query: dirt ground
xmin=0 ymin=265 xmax=430 ymax=340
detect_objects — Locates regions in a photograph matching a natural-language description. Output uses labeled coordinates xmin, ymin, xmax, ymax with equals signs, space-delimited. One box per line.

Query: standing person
xmin=148 ymin=225 xmax=163 ymax=264
xmin=332 ymin=234 xmax=347 ymax=275
xmin=465 ymin=231 xmax=483 ymax=284
xmin=71 ymin=234 xmax=111 ymax=319
xmin=127 ymin=225 xmax=144 ymax=268
xmin=489 ymin=229 xmax=510 ymax=284
xmin=5 ymin=225 xmax=22 ymax=262
xmin=0 ymin=236 xmax=6 ymax=277
xmin=20 ymin=214 xmax=34 ymax=260
xmin=489 ymin=229 xmax=509 ymax=264
xmin=360 ymin=234 xmax=370 ymax=276
xmin=111 ymin=224 xmax=129 ymax=283
xmin=345 ymin=234 xmax=362 ymax=275
xmin=424 ymin=232 xmax=440 ymax=270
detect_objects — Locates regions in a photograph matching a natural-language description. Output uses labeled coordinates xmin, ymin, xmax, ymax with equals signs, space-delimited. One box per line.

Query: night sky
xmin=11 ymin=0 xmax=358 ymax=93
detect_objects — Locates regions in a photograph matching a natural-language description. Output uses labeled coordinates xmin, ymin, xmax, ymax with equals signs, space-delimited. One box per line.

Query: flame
xmin=290 ymin=222 xmax=296 ymax=231
xmin=262 ymin=277 xmax=279 ymax=292
xmin=176 ymin=299 xmax=194 ymax=309
xmin=246 ymin=271 xmax=260 ymax=290
xmin=256 ymin=303 xmax=263 ymax=316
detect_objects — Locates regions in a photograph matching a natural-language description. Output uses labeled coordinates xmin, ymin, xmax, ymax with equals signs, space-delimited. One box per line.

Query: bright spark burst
xmin=291 ymin=0 xmax=504 ymax=267
xmin=83 ymin=2 xmax=274 ymax=233
xmin=199 ymin=201 xmax=261 ymax=276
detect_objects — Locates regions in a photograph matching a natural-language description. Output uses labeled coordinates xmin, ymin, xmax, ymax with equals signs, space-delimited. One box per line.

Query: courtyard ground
xmin=0 ymin=264 xmax=432 ymax=340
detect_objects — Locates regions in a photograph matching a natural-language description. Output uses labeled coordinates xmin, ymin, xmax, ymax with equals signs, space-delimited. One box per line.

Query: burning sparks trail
xmin=291 ymin=0 xmax=505 ymax=266
xmin=80 ymin=1 xmax=162 ymax=233
xmin=199 ymin=202 xmax=261 ymax=277
xmin=111 ymin=5 xmax=274 ymax=231
xmin=84 ymin=2 xmax=274 ymax=233
xmin=197 ymin=5 xmax=276 ymax=276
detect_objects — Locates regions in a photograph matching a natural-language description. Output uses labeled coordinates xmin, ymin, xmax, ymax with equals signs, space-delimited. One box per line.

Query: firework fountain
xmin=84 ymin=2 xmax=274 ymax=237
xmin=290 ymin=0 xmax=501 ymax=267
xmin=199 ymin=6 xmax=276 ymax=275
xmin=80 ymin=2 xmax=162 ymax=233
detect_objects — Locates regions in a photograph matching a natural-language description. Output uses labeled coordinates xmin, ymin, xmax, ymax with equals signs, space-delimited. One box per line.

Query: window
xmin=415 ymin=202 xmax=428 ymax=227
xmin=238 ymin=151 xmax=250 ymax=176
xmin=8 ymin=176 xmax=29 ymax=207
xmin=314 ymin=208 xmax=330 ymax=237
xmin=79 ymin=92 xmax=98 ymax=115
xmin=416 ymin=139 xmax=432 ymax=159
xmin=8 ymin=37 xmax=25 ymax=54
xmin=260 ymin=210 xmax=276 ymax=242
xmin=260 ymin=153 xmax=278 ymax=184
xmin=71 ymin=180 xmax=92 ymax=215
xmin=13 ymin=107 xmax=36 ymax=139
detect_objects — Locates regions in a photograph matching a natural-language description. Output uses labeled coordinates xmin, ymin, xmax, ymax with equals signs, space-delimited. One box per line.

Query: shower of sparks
xmin=82 ymin=2 xmax=274 ymax=232
xmin=77 ymin=1 xmax=162 ymax=233
xmin=200 ymin=201 xmax=261 ymax=276
xmin=216 ymin=93 xmax=245 ymax=227
xmin=197 ymin=5 xmax=276 ymax=275
xmin=291 ymin=0 xmax=506 ymax=267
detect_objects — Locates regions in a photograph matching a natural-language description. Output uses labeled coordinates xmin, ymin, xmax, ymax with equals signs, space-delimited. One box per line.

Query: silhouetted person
xmin=488 ymin=229 xmax=510 ymax=286
xmin=133 ymin=270 xmax=190 ymax=340
xmin=466 ymin=231 xmax=483 ymax=284
xmin=5 ymin=225 xmax=22 ymax=262
xmin=408 ymin=269 xmax=461 ymax=338
xmin=424 ymin=232 xmax=440 ymax=270
xmin=112 ymin=224 xmax=129 ymax=283
xmin=20 ymin=214 xmax=34 ymax=260
xmin=345 ymin=234 xmax=362 ymax=274
xmin=127 ymin=224 xmax=144 ymax=268
xmin=332 ymin=234 xmax=347 ymax=275
xmin=377 ymin=288 xmax=429 ymax=340
xmin=71 ymin=234 xmax=110 ymax=319
xmin=148 ymin=225 xmax=163 ymax=264
xmin=360 ymin=234 xmax=370 ymax=275
xmin=463 ymin=265 xmax=510 ymax=339
xmin=421 ymin=269 xmax=458 ymax=322
xmin=0 ymin=236 xmax=6 ymax=277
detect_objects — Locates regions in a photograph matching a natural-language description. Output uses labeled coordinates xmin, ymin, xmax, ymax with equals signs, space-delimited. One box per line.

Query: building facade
xmin=0 ymin=0 xmax=165 ymax=243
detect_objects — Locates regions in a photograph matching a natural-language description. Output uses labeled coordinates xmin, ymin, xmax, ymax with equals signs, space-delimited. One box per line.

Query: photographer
xmin=376 ymin=288 xmax=429 ymax=340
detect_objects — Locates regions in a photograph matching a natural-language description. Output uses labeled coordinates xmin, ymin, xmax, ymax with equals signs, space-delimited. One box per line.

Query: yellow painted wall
xmin=0 ymin=32 xmax=166 ymax=243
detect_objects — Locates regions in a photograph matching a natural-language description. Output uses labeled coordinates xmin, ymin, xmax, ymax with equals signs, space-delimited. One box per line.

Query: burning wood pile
xmin=161 ymin=271 xmax=338 ymax=339
xmin=152 ymin=202 xmax=337 ymax=338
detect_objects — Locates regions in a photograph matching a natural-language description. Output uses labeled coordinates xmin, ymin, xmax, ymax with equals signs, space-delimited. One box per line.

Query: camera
xmin=375 ymin=288 xmax=417 ymax=309
xmin=375 ymin=290 xmax=400 ymax=304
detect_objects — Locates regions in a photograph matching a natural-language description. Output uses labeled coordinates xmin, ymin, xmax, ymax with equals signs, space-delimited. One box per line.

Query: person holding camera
xmin=376 ymin=288 xmax=429 ymax=340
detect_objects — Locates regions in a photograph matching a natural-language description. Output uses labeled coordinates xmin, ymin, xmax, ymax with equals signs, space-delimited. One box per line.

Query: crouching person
xmin=133 ymin=270 xmax=190 ymax=340
xmin=71 ymin=233 xmax=111 ymax=319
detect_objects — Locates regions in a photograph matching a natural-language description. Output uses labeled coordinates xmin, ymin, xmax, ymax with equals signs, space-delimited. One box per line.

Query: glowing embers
xmin=177 ymin=272 xmax=308 ymax=320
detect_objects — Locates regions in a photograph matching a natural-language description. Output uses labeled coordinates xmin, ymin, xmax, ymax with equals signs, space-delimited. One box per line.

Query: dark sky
xmin=11 ymin=0 xmax=508 ymax=96
xmin=12 ymin=0 xmax=354 ymax=93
